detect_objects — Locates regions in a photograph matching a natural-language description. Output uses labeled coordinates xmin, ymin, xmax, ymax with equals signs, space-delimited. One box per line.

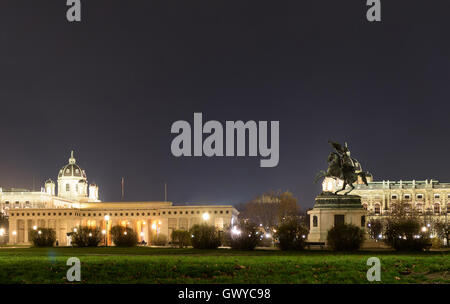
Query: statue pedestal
xmin=307 ymin=193 xmax=376 ymax=248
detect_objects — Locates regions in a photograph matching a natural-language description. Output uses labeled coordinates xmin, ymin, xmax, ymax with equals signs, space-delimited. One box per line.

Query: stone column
xmin=144 ymin=221 xmax=149 ymax=245
xmin=8 ymin=219 xmax=17 ymax=245
xmin=24 ymin=220 xmax=29 ymax=243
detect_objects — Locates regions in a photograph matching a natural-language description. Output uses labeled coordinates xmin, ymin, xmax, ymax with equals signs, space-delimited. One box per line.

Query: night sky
xmin=1 ymin=1 xmax=449 ymax=209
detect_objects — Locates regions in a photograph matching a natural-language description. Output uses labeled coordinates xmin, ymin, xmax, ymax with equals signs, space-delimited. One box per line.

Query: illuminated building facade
xmin=322 ymin=177 xmax=450 ymax=219
xmin=1 ymin=152 xmax=237 ymax=246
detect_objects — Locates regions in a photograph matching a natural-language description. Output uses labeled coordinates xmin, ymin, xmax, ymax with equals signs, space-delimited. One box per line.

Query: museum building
xmin=1 ymin=152 xmax=238 ymax=246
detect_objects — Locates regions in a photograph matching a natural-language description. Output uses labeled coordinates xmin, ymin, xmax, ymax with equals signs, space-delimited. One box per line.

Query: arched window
xmin=362 ymin=203 xmax=368 ymax=210
xmin=313 ymin=216 xmax=318 ymax=227
xmin=374 ymin=204 xmax=381 ymax=215
xmin=416 ymin=203 xmax=423 ymax=214
xmin=434 ymin=203 xmax=440 ymax=214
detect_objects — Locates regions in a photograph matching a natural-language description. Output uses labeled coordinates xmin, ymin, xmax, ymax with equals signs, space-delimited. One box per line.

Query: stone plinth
xmin=307 ymin=192 xmax=370 ymax=246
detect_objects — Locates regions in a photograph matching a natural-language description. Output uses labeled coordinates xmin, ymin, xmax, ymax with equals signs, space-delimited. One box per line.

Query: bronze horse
xmin=315 ymin=151 xmax=369 ymax=195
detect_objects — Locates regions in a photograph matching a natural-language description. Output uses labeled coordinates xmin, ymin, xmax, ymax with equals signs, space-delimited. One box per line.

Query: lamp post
xmin=104 ymin=215 xmax=110 ymax=247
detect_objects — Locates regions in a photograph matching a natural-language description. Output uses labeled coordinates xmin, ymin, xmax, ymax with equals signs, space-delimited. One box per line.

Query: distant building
xmin=322 ymin=177 xmax=449 ymax=219
xmin=1 ymin=152 xmax=237 ymax=246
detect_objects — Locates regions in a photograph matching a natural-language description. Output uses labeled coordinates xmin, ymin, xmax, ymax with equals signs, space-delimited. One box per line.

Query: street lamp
xmin=104 ymin=215 xmax=110 ymax=247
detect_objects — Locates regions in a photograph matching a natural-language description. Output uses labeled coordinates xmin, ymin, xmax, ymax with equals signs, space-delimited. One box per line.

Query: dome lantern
xmin=69 ymin=150 xmax=76 ymax=165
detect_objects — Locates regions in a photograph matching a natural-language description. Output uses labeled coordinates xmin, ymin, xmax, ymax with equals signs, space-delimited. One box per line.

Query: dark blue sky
xmin=0 ymin=1 xmax=449 ymax=209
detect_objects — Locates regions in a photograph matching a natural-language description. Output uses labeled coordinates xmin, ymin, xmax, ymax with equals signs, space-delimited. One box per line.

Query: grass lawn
xmin=0 ymin=247 xmax=448 ymax=284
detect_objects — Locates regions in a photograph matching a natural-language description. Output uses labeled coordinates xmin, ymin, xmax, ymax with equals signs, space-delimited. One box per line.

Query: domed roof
xmin=58 ymin=151 xmax=87 ymax=179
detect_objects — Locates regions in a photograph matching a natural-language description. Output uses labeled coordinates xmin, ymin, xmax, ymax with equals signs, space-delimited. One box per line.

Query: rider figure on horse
xmin=315 ymin=141 xmax=369 ymax=195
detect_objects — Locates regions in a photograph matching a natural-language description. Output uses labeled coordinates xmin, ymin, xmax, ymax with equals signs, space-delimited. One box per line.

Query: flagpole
xmin=164 ymin=182 xmax=167 ymax=202
xmin=121 ymin=177 xmax=124 ymax=200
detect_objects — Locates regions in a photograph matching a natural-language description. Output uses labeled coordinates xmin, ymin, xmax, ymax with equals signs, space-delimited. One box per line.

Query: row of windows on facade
xmin=390 ymin=193 xmax=450 ymax=200
xmin=65 ymin=183 xmax=83 ymax=192
xmin=9 ymin=209 xmax=230 ymax=218
xmin=2 ymin=201 xmax=32 ymax=205
xmin=362 ymin=202 xmax=450 ymax=214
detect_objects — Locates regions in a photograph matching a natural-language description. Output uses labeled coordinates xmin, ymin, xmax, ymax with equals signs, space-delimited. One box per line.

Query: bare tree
xmin=239 ymin=190 xmax=300 ymax=227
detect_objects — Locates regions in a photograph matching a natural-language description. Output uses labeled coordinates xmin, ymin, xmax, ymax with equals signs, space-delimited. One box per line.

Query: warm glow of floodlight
xmin=140 ymin=232 xmax=144 ymax=236
xmin=151 ymin=223 xmax=156 ymax=230
xmin=421 ymin=226 xmax=427 ymax=232
xmin=202 ymin=212 xmax=210 ymax=221
xmin=73 ymin=228 xmax=77 ymax=232
xmin=102 ymin=230 xmax=106 ymax=235
xmin=33 ymin=225 xmax=37 ymax=230
xmin=143 ymin=221 xmax=146 ymax=225
xmin=265 ymin=233 xmax=271 ymax=238
xmin=12 ymin=231 xmax=17 ymax=235
xmin=89 ymin=233 xmax=92 ymax=237
xmin=104 ymin=215 xmax=110 ymax=221
xmin=38 ymin=230 xmax=42 ymax=235
xmin=124 ymin=231 xmax=127 ymax=235
xmin=0 ymin=228 xmax=4 ymax=236
xmin=231 ymin=226 xmax=241 ymax=235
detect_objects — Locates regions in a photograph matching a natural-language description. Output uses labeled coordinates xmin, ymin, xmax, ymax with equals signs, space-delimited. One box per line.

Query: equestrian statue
xmin=315 ymin=141 xmax=369 ymax=195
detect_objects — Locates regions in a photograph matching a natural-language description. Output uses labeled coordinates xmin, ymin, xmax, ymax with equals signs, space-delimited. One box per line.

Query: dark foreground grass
xmin=0 ymin=247 xmax=448 ymax=284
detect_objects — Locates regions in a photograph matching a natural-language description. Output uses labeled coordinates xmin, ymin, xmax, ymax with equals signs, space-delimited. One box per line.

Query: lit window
xmin=416 ymin=204 xmax=423 ymax=213
xmin=374 ymin=204 xmax=381 ymax=215
xmin=434 ymin=203 xmax=440 ymax=214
